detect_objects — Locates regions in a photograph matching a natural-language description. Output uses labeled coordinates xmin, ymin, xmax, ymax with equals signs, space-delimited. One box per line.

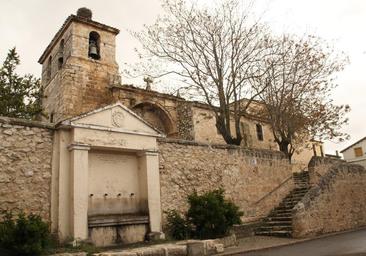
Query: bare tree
xmin=252 ymin=34 xmax=350 ymax=160
xmin=133 ymin=0 xmax=269 ymax=145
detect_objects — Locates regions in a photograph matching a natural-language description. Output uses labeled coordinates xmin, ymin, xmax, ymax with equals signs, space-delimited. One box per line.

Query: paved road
xmin=239 ymin=229 xmax=366 ymax=256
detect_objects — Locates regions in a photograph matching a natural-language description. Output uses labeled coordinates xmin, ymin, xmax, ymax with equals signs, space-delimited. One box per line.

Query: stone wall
xmin=308 ymin=156 xmax=345 ymax=186
xmin=0 ymin=117 xmax=54 ymax=221
xmin=176 ymin=101 xmax=194 ymax=140
xmin=292 ymin=162 xmax=366 ymax=237
xmin=158 ymin=139 xmax=294 ymax=226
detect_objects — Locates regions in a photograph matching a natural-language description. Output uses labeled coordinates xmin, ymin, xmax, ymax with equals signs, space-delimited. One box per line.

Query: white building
xmin=341 ymin=137 xmax=366 ymax=168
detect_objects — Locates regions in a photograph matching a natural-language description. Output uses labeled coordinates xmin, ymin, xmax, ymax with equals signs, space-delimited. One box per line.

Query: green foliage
xmin=187 ymin=189 xmax=243 ymax=239
xmin=165 ymin=209 xmax=190 ymax=240
xmin=0 ymin=211 xmax=50 ymax=256
xmin=0 ymin=47 xmax=42 ymax=119
xmin=166 ymin=189 xmax=243 ymax=240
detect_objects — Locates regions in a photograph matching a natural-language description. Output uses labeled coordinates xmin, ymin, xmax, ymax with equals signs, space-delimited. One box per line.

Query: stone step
xmin=294 ymin=183 xmax=309 ymax=186
xmin=272 ymin=207 xmax=293 ymax=212
xmin=269 ymin=213 xmax=292 ymax=219
xmin=255 ymin=230 xmax=292 ymax=237
xmin=277 ymin=205 xmax=298 ymax=210
xmin=257 ymin=226 xmax=292 ymax=232
xmin=267 ymin=216 xmax=292 ymax=221
xmin=282 ymin=198 xmax=303 ymax=203
xmin=289 ymin=192 xmax=308 ymax=197
xmin=293 ymin=190 xmax=308 ymax=193
xmin=275 ymin=204 xmax=296 ymax=209
xmin=278 ymin=204 xmax=297 ymax=209
xmin=284 ymin=194 xmax=307 ymax=199
xmin=262 ymin=221 xmax=292 ymax=226
xmin=293 ymin=188 xmax=309 ymax=191
xmin=270 ymin=208 xmax=293 ymax=212
xmin=284 ymin=194 xmax=306 ymax=199
xmin=280 ymin=199 xmax=302 ymax=204
xmin=255 ymin=176 xmax=310 ymax=238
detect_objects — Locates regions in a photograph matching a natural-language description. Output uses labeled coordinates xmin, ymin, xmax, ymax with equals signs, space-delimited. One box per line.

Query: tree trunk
xmin=278 ymin=140 xmax=292 ymax=162
xmin=216 ymin=119 xmax=242 ymax=146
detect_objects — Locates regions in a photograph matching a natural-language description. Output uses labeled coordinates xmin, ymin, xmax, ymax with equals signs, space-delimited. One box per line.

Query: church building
xmin=29 ymin=7 xmax=324 ymax=245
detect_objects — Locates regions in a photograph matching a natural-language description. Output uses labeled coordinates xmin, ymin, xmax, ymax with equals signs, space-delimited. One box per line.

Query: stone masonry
xmin=292 ymin=162 xmax=366 ymax=237
xmin=0 ymin=117 xmax=54 ymax=221
xmin=308 ymin=156 xmax=345 ymax=186
xmin=158 ymin=139 xmax=294 ymax=226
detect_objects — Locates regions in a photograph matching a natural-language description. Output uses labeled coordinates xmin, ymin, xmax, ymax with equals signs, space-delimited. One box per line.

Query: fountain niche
xmin=88 ymin=150 xmax=149 ymax=246
xmin=50 ymin=103 xmax=164 ymax=246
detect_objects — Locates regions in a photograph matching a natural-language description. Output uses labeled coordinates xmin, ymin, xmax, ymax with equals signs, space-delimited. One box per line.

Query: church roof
xmin=38 ymin=14 xmax=119 ymax=64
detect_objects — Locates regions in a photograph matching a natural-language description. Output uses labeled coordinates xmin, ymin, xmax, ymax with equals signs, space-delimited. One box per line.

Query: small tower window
xmin=47 ymin=56 xmax=52 ymax=81
xmin=88 ymin=31 xmax=100 ymax=60
xmin=58 ymin=39 xmax=64 ymax=70
xmin=256 ymin=123 xmax=263 ymax=141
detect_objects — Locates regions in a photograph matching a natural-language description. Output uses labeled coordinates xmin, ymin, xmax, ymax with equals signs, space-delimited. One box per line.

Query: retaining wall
xmin=0 ymin=117 xmax=54 ymax=221
xmin=158 ymin=139 xmax=294 ymax=225
xmin=293 ymin=162 xmax=366 ymax=237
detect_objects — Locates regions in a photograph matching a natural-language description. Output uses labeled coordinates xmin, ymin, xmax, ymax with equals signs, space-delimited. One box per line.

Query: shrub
xmin=0 ymin=211 xmax=51 ymax=256
xmin=165 ymin=210 xmax=190 ymax=240
xmin=166 ymin=189 xmax=243 ymax=240
xmin=187 ymin=189 xmax=243 ymax=239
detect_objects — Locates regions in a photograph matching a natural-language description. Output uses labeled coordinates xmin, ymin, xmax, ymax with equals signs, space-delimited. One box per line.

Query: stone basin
xmin=88 ymin=214 xmax=149 ymax=247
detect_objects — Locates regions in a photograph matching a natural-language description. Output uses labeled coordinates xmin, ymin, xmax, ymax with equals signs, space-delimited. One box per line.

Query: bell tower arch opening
xmin=88 ymin=31 xmax=100 ymax=60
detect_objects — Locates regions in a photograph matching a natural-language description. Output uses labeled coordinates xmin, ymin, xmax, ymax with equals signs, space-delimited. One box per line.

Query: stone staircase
xmin=255 ymin=171 xmax=310 ymax=237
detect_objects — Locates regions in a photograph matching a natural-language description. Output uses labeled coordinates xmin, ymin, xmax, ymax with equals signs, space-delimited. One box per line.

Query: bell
xmin=89 ymin=42 xmax=99 ymax=59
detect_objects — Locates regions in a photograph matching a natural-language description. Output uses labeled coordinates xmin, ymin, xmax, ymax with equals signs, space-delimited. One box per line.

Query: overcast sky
xmin=0 ymin=0 xmax=365 ymax=155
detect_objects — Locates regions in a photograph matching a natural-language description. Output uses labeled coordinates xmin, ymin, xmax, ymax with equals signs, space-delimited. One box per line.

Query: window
xmin=88 ymin=31 xmax=100 ymax=60
xmin=354 ymin=147 xmax=363 ymax=157
xmin=46 ymin=56 xmax=52 ymax=81
xmin=256 ymin=123 xmax=263 ymax=141
xmin=58 ymin=39 xmax=64 ymax=70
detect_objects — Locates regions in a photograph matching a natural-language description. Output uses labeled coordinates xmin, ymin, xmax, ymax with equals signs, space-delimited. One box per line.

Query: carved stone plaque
xmin=112 ymin=110 xmax=125 ymax=127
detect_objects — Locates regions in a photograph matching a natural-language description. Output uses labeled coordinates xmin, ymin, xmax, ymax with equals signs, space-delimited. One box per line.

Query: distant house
xmin=341 ymin=137 xmax=366 ymax=168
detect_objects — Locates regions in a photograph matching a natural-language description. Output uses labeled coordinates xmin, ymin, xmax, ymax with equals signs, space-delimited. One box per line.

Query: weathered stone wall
xmin=41 ymin=19 xmax=119 ymax=123
xmin=191 ymin=106 xmax=278 ymax=151
xmin=158 ymin=139 xmax=294 ymax=226
xmin=292 ymin=163 xmax=366 ymax=237
xmin=308 ymin=156 xmax=345 ymax=186
xmin=0 ymin=117 xmax=54 ymax=221
xmin=176 ymin=101 xmax=194 ymax=140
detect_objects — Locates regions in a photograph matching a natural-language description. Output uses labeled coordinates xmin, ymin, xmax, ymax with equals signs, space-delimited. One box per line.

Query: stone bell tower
xmin=38 ymin=8 xmax=120 ymax=123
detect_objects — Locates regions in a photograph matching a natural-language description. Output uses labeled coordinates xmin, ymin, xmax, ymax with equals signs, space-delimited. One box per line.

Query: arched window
xmin=256 ymin=123 xmax=263 ymax=141
xmin=88 ymin=31 xmax=100 ymax=60
xmin=47 ymin=56 xmax=52 ymax=81
xmin=58 ymin=39 xmax=64 ymax=70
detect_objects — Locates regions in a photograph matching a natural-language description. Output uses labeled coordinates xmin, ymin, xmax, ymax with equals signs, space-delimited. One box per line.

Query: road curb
xmin=218 ymin=227 xmax=366 ymax=255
